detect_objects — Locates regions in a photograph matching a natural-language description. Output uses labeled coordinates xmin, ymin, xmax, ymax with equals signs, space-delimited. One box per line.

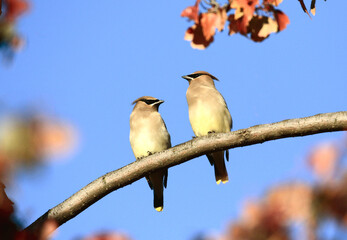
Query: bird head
xmin=132 ymin=96 xmax=164 ymax=111
xmin=181 ymin=71 xmax=218 ymax=85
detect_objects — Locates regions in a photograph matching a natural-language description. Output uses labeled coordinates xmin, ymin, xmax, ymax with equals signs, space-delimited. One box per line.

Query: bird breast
xmin=187 ymin=85 xmax=231 ymax=137
xmin=130 ymin=111 xmax=170 ymax=159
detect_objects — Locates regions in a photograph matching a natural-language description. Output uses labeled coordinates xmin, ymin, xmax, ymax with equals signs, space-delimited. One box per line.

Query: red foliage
xmin=181 ymin=0 xmax=200 ymax=23
xmin=3 ymin=0 xmax=29 ymax=22
xmin=184 ymin=17 xmax=214 ymax=50
xmin=184 ymin=7 xmax=228 ymax=49
xmin=230 ymin=0 xmax=259 ymax=32
xmin=181 ymin=0 xmax=293 ymax=49
xmin=228 ymin=14 xmax=243 ymax=36
xmin=263 ymin=0 xmax=283 ymax=6
xmin=201 ymin=12 xmax=218 ymax=41
xmin=248 ymin=16 xmax=278 ymax=42
xmin=308 ymin=142 xmax=339 ymax=180
xmin=274 ymin=10 xmax=290 ymax=31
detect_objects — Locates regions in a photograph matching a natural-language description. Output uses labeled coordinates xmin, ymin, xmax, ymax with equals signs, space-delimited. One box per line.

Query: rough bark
xmin=26 ymin=111 xmax=347 ymax=233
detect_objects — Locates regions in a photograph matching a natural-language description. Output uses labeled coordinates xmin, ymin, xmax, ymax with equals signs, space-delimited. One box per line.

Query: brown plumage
xmin=129 ymin=96 xmax=171 ymax=211
xmin=183 ymin=71 xmax=232 ymax=184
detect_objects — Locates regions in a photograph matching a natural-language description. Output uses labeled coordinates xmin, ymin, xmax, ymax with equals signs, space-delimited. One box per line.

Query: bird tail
xmin=153 ymin=189 xmax=163 ymax=212
xmin=211 ymin=151 xmax=229 ymax=184
xmin=149 ymin=170 xmax=165 ymax=212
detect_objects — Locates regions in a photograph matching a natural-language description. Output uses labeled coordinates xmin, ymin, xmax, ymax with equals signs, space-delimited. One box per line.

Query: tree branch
xmin=26 ymin=111 xmax=347 ymax=233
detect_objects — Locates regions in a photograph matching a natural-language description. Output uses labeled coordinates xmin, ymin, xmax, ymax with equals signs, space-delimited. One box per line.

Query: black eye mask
xmin=142 ymin=99 xmax=160 ymax=105
xmin=187 ymin=73 xmax=204 ymax=79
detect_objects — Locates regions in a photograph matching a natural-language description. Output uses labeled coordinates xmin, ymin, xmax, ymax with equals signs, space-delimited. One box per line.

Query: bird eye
xmin=143 ymin=99 xmax=159 ymax=105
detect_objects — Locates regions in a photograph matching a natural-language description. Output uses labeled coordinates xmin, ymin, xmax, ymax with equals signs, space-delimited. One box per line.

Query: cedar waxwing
xmin=129 ymin=96 xmax=171 ymax=211
xmin=183 ymin=71 xmax=232 ymax=184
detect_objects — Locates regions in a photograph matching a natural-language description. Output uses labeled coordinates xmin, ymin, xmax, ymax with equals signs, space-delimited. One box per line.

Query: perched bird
xmin=129 ymin=96 xmax=171 ymax=211
xmin=183 ymin=71 xmax=232 ymax=184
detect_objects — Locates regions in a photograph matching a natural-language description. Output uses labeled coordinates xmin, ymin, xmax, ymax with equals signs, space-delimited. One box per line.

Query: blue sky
xmin=1 ymin=0 xmax=346 ymax=239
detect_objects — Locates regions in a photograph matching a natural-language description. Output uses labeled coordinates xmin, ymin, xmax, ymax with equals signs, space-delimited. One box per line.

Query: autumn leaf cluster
xmin=181 ymin=0 xmax=290 ymax=49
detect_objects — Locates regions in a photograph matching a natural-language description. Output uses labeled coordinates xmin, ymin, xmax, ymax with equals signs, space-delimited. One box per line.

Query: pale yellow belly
xmin=130 ymin=127 xmax=170 ymax=159
xmin=189 ymin=104 xmax=230 ymax=137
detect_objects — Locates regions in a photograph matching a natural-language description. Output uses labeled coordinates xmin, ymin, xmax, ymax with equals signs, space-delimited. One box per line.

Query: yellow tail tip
xmin=216 ymin=179 xmax=229 ymax=184
xmin=155 ymin=206 xmax=163 ymax=212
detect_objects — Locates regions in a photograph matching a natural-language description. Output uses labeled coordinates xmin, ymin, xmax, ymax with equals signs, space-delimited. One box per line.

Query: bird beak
xmin=151 ymin=100 xmax=164 ymax=108
xmin=156 ymin=100 xmax=164 ymax=105
xmin=181 ymin=75 xmax=192 ymax=81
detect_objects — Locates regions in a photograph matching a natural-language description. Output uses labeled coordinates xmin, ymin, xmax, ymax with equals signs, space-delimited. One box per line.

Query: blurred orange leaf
xmin=0 ymin=113 xmax=77 ymax=179
xmin=266 ymin=183 xmax=313 ymax=223
xmin=183 ymin=6 xmax=228 ymax=50
xmin=241 ymin=201 xmax=263 ymax=227
xmin=32 ymin=116 xmax=77 ymax=159
xmin=181 ymin=0 xmax=200 ymax=23
xmin=263 ymin=0 xmax=283 ymax=6
xmin=228 ymin=199 xmax=288 ymax=240
xmin=230 ymin=0 xmax=258 ymax=35
xmin=257 ymin=17 xmax=278 ymax=38
xmin=4 ymin=0 xmax=29 ymax=22
xmin=38 ymin=219 xmax=58 ymax=240
xmin=82 ymin=232 xmax=132 ymax=240
xmin=230 ymin=0 xmax=259 ymax=23
xmin=184 ymin=22 xmax=214 ymax=50
xmin=308 ymin=143 xmax=339 ymax=180
xmin=274 ymin=10 xmax=290 ymax=31
xmin=201 ymin=12 xmax=217 ymax=41
xmin=215 ymin=8 xmax=227 ymax=32
xmin=228 ymin=14 xmax=243 ymax=36
xmin=248 ymin=16 xmax=275 ymax=42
